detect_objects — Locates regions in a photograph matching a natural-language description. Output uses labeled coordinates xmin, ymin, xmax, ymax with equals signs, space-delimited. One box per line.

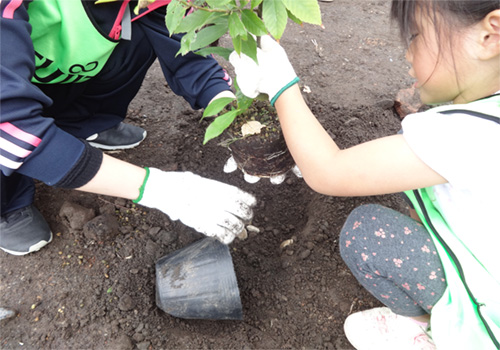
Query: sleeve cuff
xmin=54 ymin=142 xmax=103 ymax=189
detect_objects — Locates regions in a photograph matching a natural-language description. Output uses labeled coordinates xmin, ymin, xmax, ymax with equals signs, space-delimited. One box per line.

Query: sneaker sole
xmin=0 ymin=231 xmax=53 ymax=256
xmin=88 ymin=131 xmax=147 ymax=150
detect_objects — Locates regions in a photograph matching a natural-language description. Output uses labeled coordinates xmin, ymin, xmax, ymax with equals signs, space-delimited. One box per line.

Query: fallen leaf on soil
xmin=241 ymin=121 xmax=265 ymax=136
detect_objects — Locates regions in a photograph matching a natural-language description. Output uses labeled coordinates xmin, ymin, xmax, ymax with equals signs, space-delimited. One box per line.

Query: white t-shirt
xmin=401 ymin=96 xmax=500 ymax=281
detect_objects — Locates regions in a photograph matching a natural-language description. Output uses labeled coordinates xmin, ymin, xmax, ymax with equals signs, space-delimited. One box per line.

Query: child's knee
xmin=340 ymin=204 xmax=385 ymax=235
xmin=339 ymin=204 xmax=386 ymax=259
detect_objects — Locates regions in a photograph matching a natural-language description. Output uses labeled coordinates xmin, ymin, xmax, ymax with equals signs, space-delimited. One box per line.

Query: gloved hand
xmin=229 ymin=35 xmax=299 ymax=105
xmin=135 ymin=168 xmax=257 ymax=244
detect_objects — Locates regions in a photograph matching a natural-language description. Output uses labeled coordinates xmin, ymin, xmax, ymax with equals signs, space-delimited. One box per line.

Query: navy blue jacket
xmin=0 ymin=0 xmax=230 ymax=188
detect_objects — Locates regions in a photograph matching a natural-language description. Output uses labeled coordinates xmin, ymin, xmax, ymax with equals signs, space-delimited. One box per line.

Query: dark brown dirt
xmin=0 ymin=2 xmax=416 ymax=349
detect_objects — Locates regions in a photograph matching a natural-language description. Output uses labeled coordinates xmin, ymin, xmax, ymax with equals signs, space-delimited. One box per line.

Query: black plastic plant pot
xmin=155 ymin=237 xmax=243 ymax=320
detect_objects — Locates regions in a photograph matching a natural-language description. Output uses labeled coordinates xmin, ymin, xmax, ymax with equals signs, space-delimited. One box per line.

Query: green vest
xmin=405 ymin=94 xmax=500 ymax=349
xmin=28 ymin=0 xmax=120 ymax=84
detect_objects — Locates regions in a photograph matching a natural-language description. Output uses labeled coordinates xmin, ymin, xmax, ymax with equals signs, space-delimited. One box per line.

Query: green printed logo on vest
xmin=34 ymin=52 xmax=100 ymax=84
xmin=28 ymin=0 xmax=119 ymax=84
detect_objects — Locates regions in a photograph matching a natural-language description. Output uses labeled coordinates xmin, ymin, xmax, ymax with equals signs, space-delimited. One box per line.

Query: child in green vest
xmin=229 ymin=0 xmax=500 ymax=348
xmin=0 ymin=1 xmax=255 ymax=255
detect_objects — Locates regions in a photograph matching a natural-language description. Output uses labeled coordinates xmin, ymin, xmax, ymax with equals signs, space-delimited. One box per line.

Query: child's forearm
xmin=76 ymin=153 xmax=146 ymax=200
xmin=274 ymin=85 xmax=447 ymax=196
xmin=274 ymin=85 xmax=341 ymax=191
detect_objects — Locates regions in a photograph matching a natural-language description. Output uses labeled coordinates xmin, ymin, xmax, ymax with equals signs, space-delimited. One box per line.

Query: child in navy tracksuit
xmin=0 ymin=0 xmax=254 ymax=255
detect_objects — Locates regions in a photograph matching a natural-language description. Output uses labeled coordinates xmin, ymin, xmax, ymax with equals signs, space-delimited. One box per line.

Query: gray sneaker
xmin=0 ymin=205 xmax=53 ymax=256
xmin=86 ymin=122 xmax=147 ymax=150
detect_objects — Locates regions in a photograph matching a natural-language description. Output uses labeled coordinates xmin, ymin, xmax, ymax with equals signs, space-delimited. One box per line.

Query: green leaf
xmin=234 ymin=80 xmax=254 ymax=110
xmin=203 ymin=97 xmax=235 ymax=118
xmin=210 ymin=14 xmax=231 ymax=26
xmin=241 ymin=35 xmax=258 ymax=63
xmin=237 ymin=93 xmax=254 ymax=111
xmin=206 ymin=0 xmax=233 ymax=7
xmin=232 ymin=35 xmax=242 ymax=55
xmin=204 ymin=109 xmax=240 ymax=144
xmin=194 ymin=46 xmax=233 ymax=60
xmin=250 ymin=0 xmax=263 ymax=9
xmin=177 ymin=31 xmax=196 ymax=56
xmin=282 ymin=0 xmax=322 ymax=25
xmin=262 ymin=0 xmax=287 ymax=39
xmin=286 ymin=9 xmax=302 ymax=26
xmin=238 ymin=0 xmax=250 ymax=9
xmin=228 ymin=12 xmax=248 ymax=39
xmin=175 ymin=10 xmax=215 ymax=34
xmin=189 ymin=24 xmax=228 ymax=51
xmin=241 ymin=9 xmax=267 ymax=36
xmin=165 ymin=0 xmax=186 ymax=35
xmin=106 ymin=287 xmax=112 ymax=294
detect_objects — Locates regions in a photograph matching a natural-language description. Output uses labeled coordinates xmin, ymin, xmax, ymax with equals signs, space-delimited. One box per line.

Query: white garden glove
xmin=229 ymin=35 xmax=299 ymax=106
xmin=135 ymin=168 xmax=257 ymax=244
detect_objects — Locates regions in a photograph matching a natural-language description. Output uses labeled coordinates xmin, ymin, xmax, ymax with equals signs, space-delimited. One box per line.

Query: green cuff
xmin=270 ymin=77 xmax=300 ymax=106
xmin=133 ymin=167 xmax=150 ymax=203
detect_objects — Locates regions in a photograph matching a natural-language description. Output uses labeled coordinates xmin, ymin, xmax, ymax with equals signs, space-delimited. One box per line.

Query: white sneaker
xmin=344 ymin=307 xmax=436 ymax=350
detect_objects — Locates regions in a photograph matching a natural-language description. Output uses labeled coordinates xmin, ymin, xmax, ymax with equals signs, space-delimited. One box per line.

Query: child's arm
xmin=230 ymin=36 xmax=446 ymax=197
xmin=77 ymin=153 xmax=256 ymax=244
xmin=76 ymin=153 xmax=146 ymax=199
xmin=274 ymin=85 xmax=446 ymax=196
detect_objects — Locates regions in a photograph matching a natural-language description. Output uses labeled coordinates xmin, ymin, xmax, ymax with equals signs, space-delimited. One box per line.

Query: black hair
xmin=391 ymin=0 xmax=500 ymax=46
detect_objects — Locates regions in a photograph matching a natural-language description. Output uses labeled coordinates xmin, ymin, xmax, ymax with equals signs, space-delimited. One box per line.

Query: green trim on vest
xmin=28 ymin=0 xmax=119 ymax=84
xmin=405 ymin=189 xmax=500 ymax=349
xmin=403 ymin=94 xmax=500 ymax=349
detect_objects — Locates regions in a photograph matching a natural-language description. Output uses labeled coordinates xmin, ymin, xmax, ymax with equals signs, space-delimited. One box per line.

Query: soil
xmin=0 ymin=2 xmax=417 ymax=349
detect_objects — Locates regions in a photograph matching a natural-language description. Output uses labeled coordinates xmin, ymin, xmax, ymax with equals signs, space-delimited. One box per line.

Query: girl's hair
xmin=391 ymin=0 xmax=500 ymax=46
